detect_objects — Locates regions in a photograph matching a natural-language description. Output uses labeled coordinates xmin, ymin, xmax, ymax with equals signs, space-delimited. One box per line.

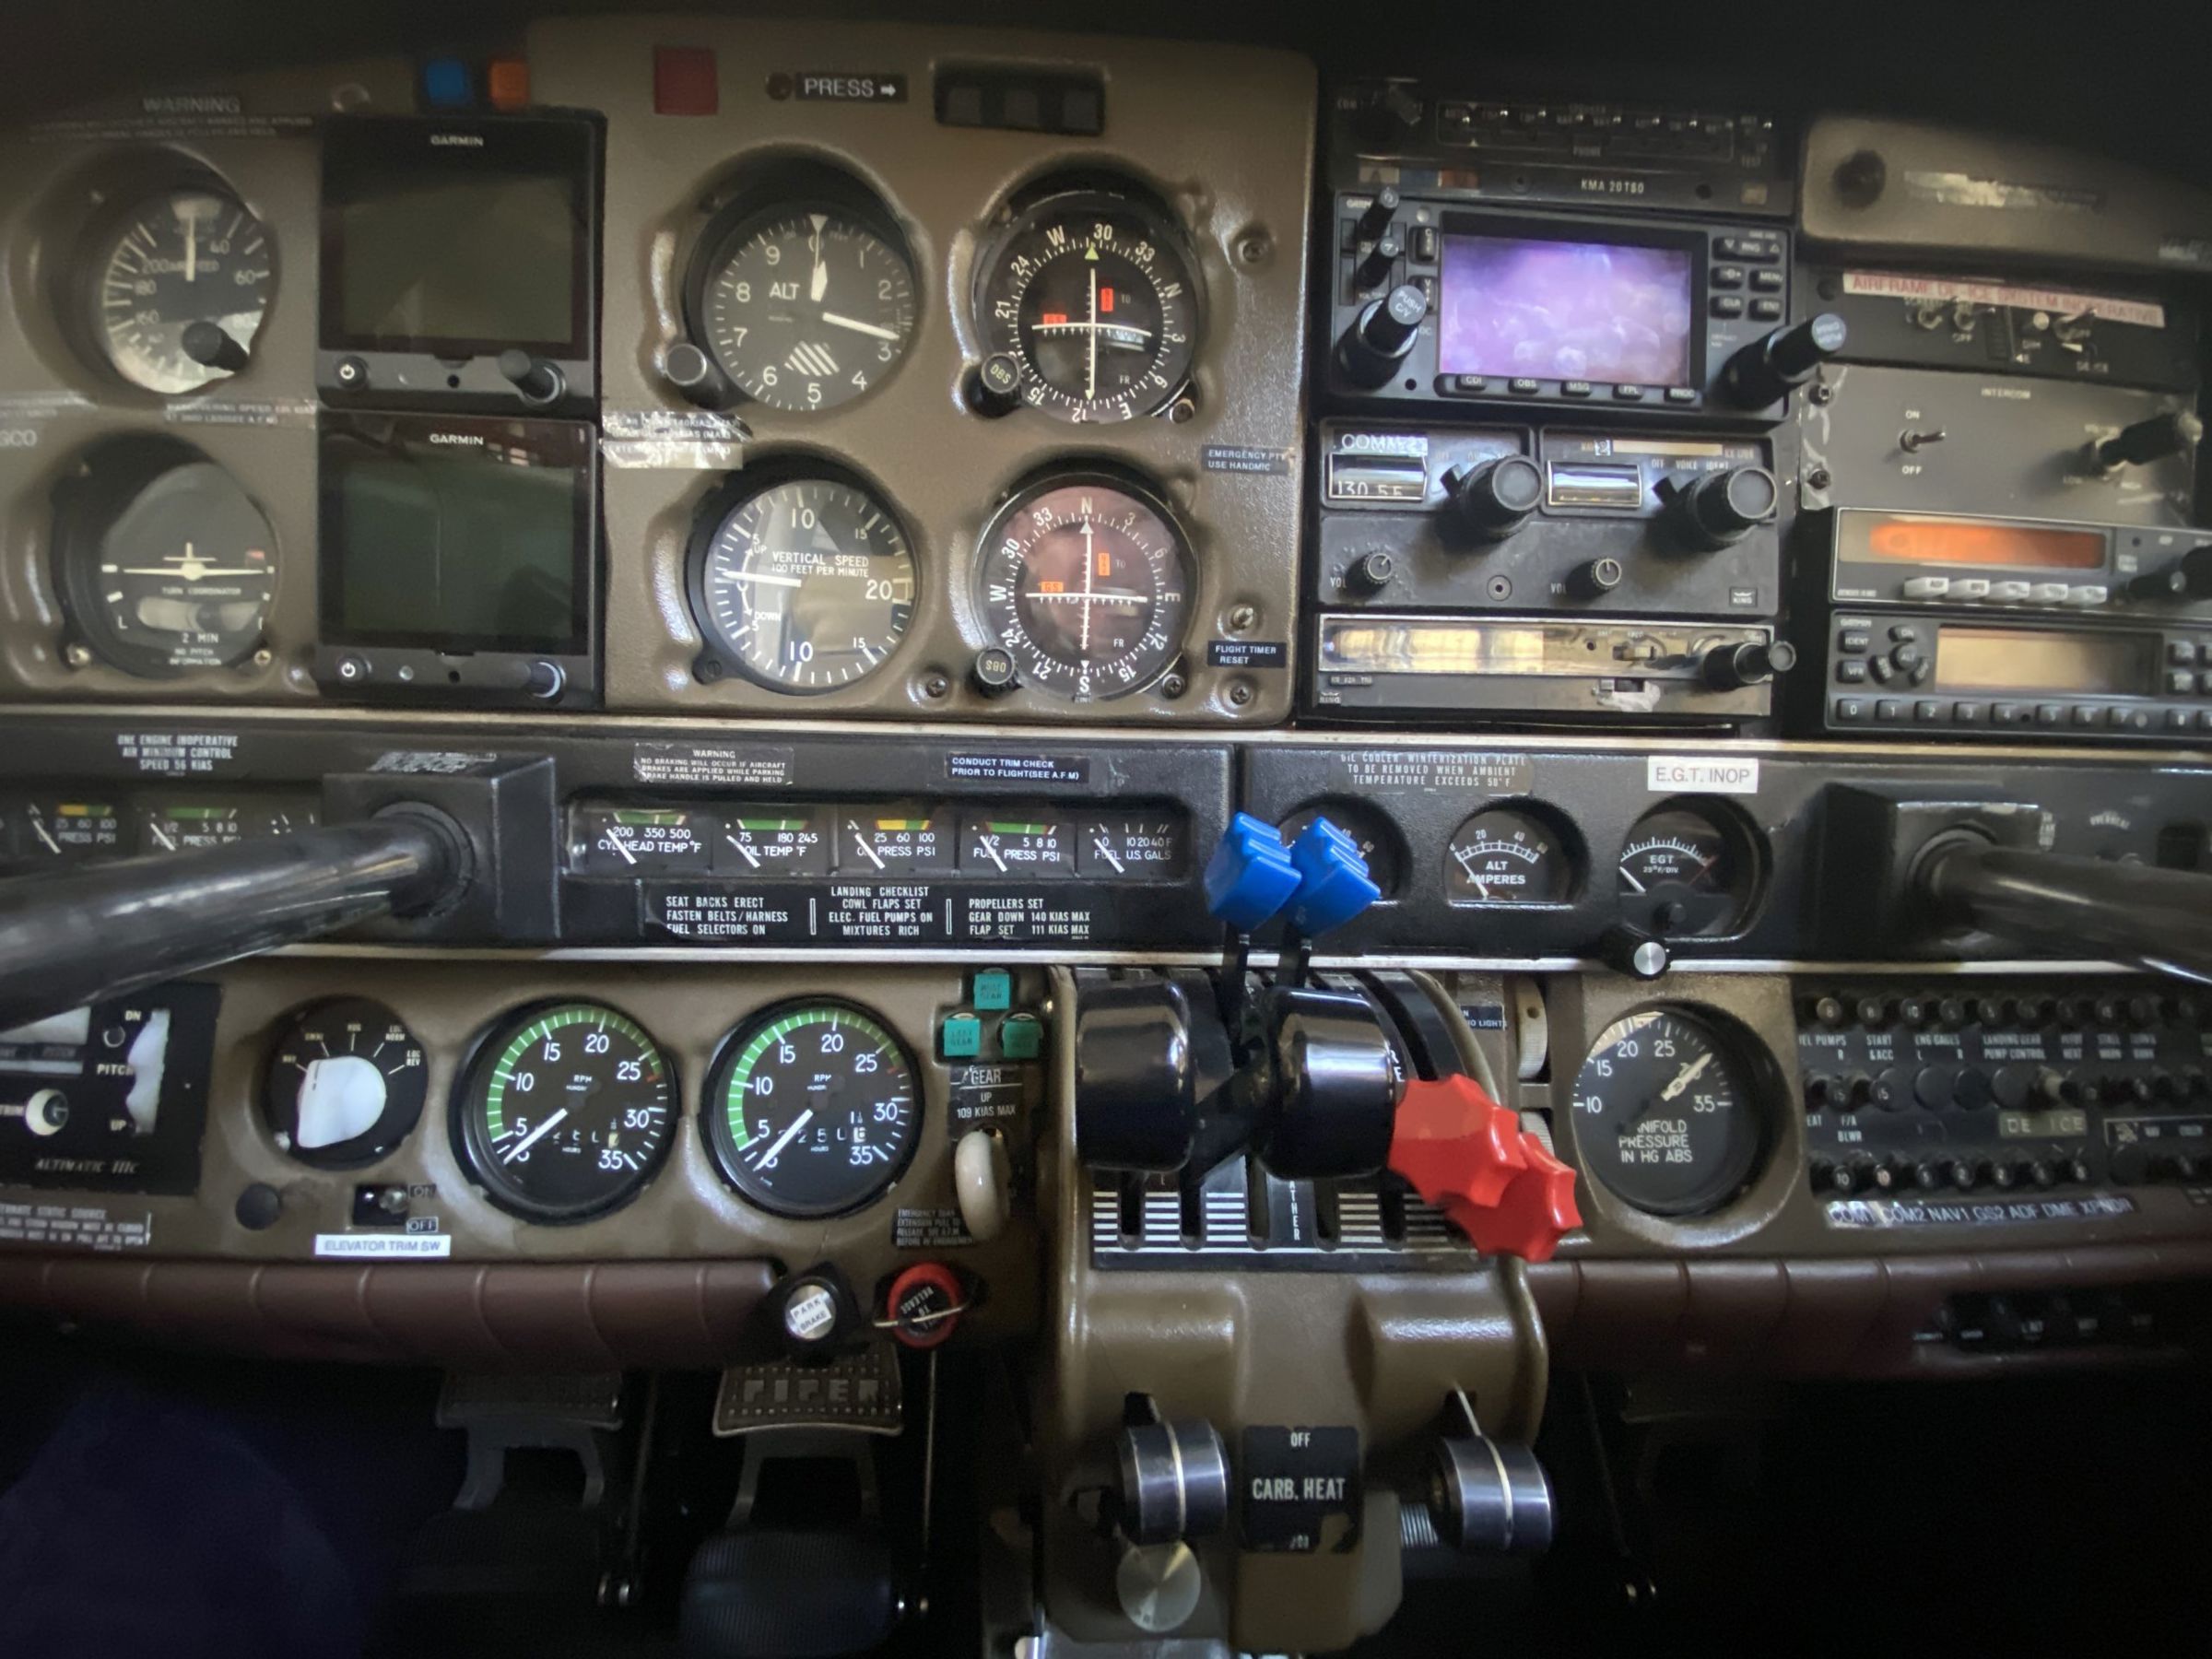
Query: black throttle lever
xmin=1918 ymin=835 xmax=2212 ymax=983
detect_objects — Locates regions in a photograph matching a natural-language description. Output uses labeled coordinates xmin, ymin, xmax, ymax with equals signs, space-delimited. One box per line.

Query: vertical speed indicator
xmin=453 ymin=1003 xmax=675 ymax=1223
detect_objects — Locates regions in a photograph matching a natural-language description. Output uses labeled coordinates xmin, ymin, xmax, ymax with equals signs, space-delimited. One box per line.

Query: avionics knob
xmin=1355 ymin=234 xmax=1403 ymax=290
xmin=1700 ymin=638 xmax=1797 ymax=690
xmin=1345 ymin=549 xmax=1397 ymax=594
xmin=1721 ymin=312 xmax=1847 ymax=406
xmin=1336 ymin=283 xmax=1429 ymax=387
xmin=1662 ymin=466 xmax=1779 ymax=549
xmin=1443 ymin=455 xmax=1543 ymax=537
xmin=1355 ymin=184 xmax=1403 ymax=241
xmin=1568 ymin=556 xmax=1625 ymax=599
xmin=497 ymin=348 xmax=564 ymax=405
xmin=2093 ymin=410 xmax=2203 ymax=472
xmin=2123 ymin=544 xmax=2212 ymax=604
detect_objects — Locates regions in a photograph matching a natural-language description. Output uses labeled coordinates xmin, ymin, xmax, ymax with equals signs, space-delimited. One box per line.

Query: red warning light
xmin=1040 ymin=312 xmax=1068 ymax=325
xmin=1100 ymin=287 xmax=1115 ymax=312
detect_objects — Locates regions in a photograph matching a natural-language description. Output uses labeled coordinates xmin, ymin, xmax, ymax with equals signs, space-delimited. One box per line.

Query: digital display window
xmin=1934 ymin=627 xmax=2155 ymax=696
xmin=1439 ymin=234 xmax=1695 ymax=387
xmin=1842 ymin=513 xmax=2107 ymax=571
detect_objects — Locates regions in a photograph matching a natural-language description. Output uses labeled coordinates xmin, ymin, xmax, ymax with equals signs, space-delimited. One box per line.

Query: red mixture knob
xmin=1387 ymin=1075 xmax=1582 ymax=1263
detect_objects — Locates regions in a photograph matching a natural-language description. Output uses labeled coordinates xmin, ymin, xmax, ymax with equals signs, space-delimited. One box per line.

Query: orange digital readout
xmin=1857 ymin=515 xmax=2105 ymax=570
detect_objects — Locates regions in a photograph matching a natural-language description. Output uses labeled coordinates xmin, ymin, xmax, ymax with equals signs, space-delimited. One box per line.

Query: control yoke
xmin=0 ymin=809 xmax=470 ymax=1030
xmin=1920 ymin=837 xmax=2212 ymax=984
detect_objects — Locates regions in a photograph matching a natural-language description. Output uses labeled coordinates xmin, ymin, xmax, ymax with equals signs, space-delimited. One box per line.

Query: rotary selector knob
xmin=1444 ymin=456 xmax=1543 ymax=538
xmin=1662 ymin=466 xmax=1778 ymax=549
xmin=2094 ymin=410 xmax=2202 ymax=472
xmin=1700 ymin=638 xmax=1796 ymax=689
xmin=1722 ymin=312 xmax=1847 ymax=406
xmin=1336 ymin=283 xmax=1429 ymax=386
xmin=1345 ymin=549 xmax=1397 ymax=594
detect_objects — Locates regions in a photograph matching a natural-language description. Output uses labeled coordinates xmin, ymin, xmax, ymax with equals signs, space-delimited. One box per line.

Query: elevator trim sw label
xmin=1646 ymin=756 xmax=1759 ymax=794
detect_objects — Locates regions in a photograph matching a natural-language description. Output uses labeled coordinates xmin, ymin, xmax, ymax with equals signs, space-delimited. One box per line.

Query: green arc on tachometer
xmin=721 ymin=1005 xmax=900 ymax=1147
xmin=481 ymin=1005 xmax=664 ymax=1139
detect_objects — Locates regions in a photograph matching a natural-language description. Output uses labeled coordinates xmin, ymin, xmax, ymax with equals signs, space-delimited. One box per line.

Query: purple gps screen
xmin=1438 ymin=235 xmax=1695 ymax=387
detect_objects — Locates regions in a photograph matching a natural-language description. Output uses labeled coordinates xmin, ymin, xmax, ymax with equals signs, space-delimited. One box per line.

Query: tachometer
xmin=704 ymin=1002 xmax=922 ymax=1218
xmin=85 ymin=185 xmax=271 ymax=394
xmin=974 ymin=473 xmax=1193 ymax=700
xmin=974 ymin=187 xmax=1201 ymax=422
xmin=1445 ymin=807 xmax=1574 ymax=905
xmin=1568 ymin=1007 xmax=1764 ymax=1216
xmin=688 ymin=472 xmax=916 ymax=691
xmin=453 ymin=1002 xmax=676 ymax=1222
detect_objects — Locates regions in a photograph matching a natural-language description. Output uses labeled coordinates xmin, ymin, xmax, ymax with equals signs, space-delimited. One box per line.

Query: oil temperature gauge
xmin=263 ymin=998 xmax=427 ymax=1169
xmin=716 ymin=808 xmax=831 ymax=877
xmin=1445 ymin=807 xmax=1575 ymax=905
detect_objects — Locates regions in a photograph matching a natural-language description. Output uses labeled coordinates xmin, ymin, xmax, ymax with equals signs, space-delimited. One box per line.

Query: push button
xmin=1835 ymin=659 xmax=1868 ymax=683
xmin=1749 ymin=298 xmax=1783 ymax=322
xmin=971 ymin=969 xmax=1013 ymax=1012
xmin=939 ymin=1014 xmax=983 ymax=1061
xmin=997 ymin=1012 xmax=1043 ymax=1060
xmin=1613 ymin=383 xmax=1646 ymax=401
xmin=1711 ymin=294 xmax=1747 ymax=319
xmin=1509 ymin=377 xmax=1542 ymax=394
xmin=1711 ymin=264 xmax=1746 ymax=289
xmin=1750 ymin=267 xmax=1784 ymax=292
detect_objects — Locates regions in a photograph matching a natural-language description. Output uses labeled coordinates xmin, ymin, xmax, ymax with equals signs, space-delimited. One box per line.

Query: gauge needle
xmin=1092 ymin=835 xmax=1124 ymax=874
xmin=849 ymin=823 xmax=886 ymax=869
xmin=29 ymin=817 xmax=60 ymax=855
xmin=822 ymin=311 xmax=900 ymax=340
xmin=977 ymin=835 xmax=1006 ymax=873
xmin=1452 ymin=844 xmax=1488 ymax=899
xmin=1086 ymin=264 xmax=1100 ymax=402
xmin=1660 ymin=1052 xmax=1714 ymax=1101
xmin=755 ymin=1108 xmax=815 ymax=1170
xmin=149 ymin=824 xmax=176 ymax=852
xmin=605 ymin=837 xmax=636 ymax=866
xmin=1079 ymin=519 xmax=1096 ymax=654
xmin=725 ymin=835 xmax=760 ymax=869
xmin=808 ymin=213 xmax=828 ymax=303
xmin=724 ymin=571 xmax=803 ymax=588
xmin=500 ymin=1107 xmax=570 ymax=1163
xmin=1619 ymin=865 xmax=1648 ymax=894
xmin=184 ymin=209 xmax=195 ymax=285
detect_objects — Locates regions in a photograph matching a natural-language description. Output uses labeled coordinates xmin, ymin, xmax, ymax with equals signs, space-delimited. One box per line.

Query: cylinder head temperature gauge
xmin=263 ymin=998 xmax=426 ymax=1169
xmin=704 ymin=1001 xmax=922 ymax=1218
xmin=453 ymin=1003 xmax=676 ymax=1223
